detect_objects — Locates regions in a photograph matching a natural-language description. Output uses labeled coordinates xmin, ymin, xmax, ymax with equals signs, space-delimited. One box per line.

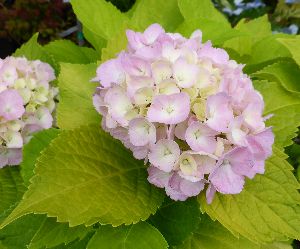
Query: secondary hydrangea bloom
xmin=92 ymin=24 xmax=274 ymax=204
xmin=0 ymin=56 xmax=58 ymax=167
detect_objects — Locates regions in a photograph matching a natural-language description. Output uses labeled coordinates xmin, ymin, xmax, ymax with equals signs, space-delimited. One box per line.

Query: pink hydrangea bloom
xmin=92 ymin=24 xmax=274 ymax=204
xmin=0 ymin=56 xmax=58 ymax=167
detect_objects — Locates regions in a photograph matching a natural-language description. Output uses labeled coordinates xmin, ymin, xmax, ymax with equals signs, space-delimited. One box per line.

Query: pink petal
xmin=126 ymin=30 xmax=144 ymax=51
xmin=143 ymin=23 xmax=165 ymax=45
xmin=206 ymin=184 xmax=216 ymax=204
xmin=246 ymin=160 xmax=265 ymax=179
xmin=198 ymin=42 xmax=229 ymax=64
xmin=147 ymin=165 xmax=171 ymax=188
xmin=151 ymin=60 xmax=172 ymax=84
xmin=242 ymin=103 xmax=265 ymax=132
xmin=246 ymin=127 xmax=274 ymax=160
xmin=180 ymin=178 xmax=205 ymax=196
xmin=173 ymin=57 xmax=199 ymax=88
xmin=209 ymin=163 xmax=245 ymax=194
xmin=167 ymin=173 xmax=204 ymax=200
xmin=0 ymin=89 xmax=25 ymax=120
xmin=165 ymin=173 xmax=188 ymax=201
xmin=185 ymin=121 xmax=217 ymax=153
xmin=148 ymin=139 xmax=180 ymax=172
xmin=0 ymin=147 xmax=9 ymax=167
xmin=223 ymin=147 xmax=254 ymax=178
xmin=206 ymin=92 xmax=233 ymax=132
xmin=93 ymin=58 xmax=125 ymax=88
xmin=126 ymin=76 xmax=153 ymax=98
xmin=7 ymin=148 xmax=22 ymax=166
xmin=147 ymin=92 xmax=190 ymax=124
xmin=227 ymin=116 xmax=248 ymax=146
xmin=121 ymin=54 xmax=151 ymax=77
xmin=129 ymin=117 xmax=156 ymax=146
xmin=104 ymin=86 xmax=134 ymax=126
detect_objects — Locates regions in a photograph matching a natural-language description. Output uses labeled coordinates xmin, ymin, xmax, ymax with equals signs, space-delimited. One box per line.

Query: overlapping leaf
xmin=28 ymin=216 xmax=90 ymax=249
xmin=0 ymin=214 xmax=90 ymax=249
xmin=176 ymin=0 xmax=241 ymax=46
xmin=175 ymin=215 xmax=293 ymax=249
xmin=130 ymin=0 xmax=183 ymax=31
xmin=44 ymin=40 xmax=99 ymax=65
xmin=150 ymin=198 xmax=200 ymax=246
xmin=176 ymin=18 xmax=243 ymax=46
xmin=223 ymin=15 xmax=271 ymax=57
xmin=87 ymin=222 xmax=168 ymax=249
xmin=71 ymin=0 xmax=129 ymax=40
xmin=254 ymin=80 xmax=300 ymax=147
xmin=83 ymin=27 xmax=107 ymax=53
xmin=0 ymin=167 xmax=25 ymax=221
xmin=253 ymin=62 xmax=300 ymax=93
xmin=57 ymin=63 xmax=100 ymax=130
xmin=278 ymin=38 xmax=300 ymax=66
xmin=13 ymin=33 xmax=58 ymax=72
xmin=1 ymin=125 xmax=164 ymax=228
xmin=244 ymin=34 xmax=292 ymax=74
xmin=21 ymin=129 xmax=60 ymax=186
xmin=0 ymin=215 xmax=46 ymax=249
xmin=178 ymin=0 xmax=230 ymax=25
xmin=199 ymin=147 xmax=300 ymax=243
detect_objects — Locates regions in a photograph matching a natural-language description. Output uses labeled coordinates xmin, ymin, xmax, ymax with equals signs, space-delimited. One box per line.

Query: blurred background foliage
xmin=0 ymin=0 xmax=300 ymax=57
xmin=0 ymin=0 xmax=300 ymax=49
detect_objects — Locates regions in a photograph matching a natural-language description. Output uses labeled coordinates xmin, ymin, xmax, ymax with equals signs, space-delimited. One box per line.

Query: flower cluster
xmin=92 ymin=24 xmax=274 ymax=203
xmin=0 ymin=56 xmax=58 ymax=167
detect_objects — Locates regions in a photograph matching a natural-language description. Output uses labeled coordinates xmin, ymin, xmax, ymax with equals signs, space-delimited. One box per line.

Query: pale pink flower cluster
xmin=92 ymin=24 xmax=274 ymax=203
xmin=0 ymin=56 xmax=58 ymax=167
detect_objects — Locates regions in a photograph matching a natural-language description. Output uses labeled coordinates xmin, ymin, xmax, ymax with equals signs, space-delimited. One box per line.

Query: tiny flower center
xmin=163 ymin=147 xmax=172 ymax=156
xmin=194 ymin=129 xmax=201 ymax=139
xmin=166 ymin=106 xmax=174 ymax=114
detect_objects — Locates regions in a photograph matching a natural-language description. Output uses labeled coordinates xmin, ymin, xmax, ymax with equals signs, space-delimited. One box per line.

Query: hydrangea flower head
xmin=0 ymin=56 xmax=58 ymax=167
xmin=93 ymin=24 xmax=274 ymax=204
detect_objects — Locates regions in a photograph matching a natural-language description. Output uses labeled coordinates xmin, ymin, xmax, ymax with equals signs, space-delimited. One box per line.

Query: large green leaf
xmin=175 ymin=215 xmax=293 ymax=249
xmin=223 ymin=15 xmax=271 ymax=57
xmin=176 ymin=18 xmax=243 ymax=46
xmin=175 ymin=214 xmax=258 ymax=249
xmin=87 ymin=222 xmax=168 ymax=249
xmin=149 ymin=198 xmax=200 ymax=246
xmin=28 ymin=217 xmax=90 ymax=249
xmin=101 ymin=28 xmax=128 ymax=61
xmin=234 ymin=15 xmax=271 ymax=43
xmin=13 ymin=33 xmax=57 ymax=72
xmin=21 ymin=129 xmax=60 ymax=187
xmin=178 ymin=0 xmax=229 ymax=26
xmin=277 ymin=38 xmax=300 ymax=66
xmin=71 ymin=0 xmax=128 ymax=40
xmin=1 ymin=125 xmax=164 ymax=228
xmin=254 ymin=80 xmax=300 ymax=147
xmin=244 ymin=34 xmax=292 ymax=74
xmin=83 ymin=26 xmax=107 ymax=53
xmin=253 ymin=62 xmax=300 ymax=93
xmin=130 ymin=0 xmax=183 ymax=31
xmin=56 ymin=63 xmax=100 ymax=130
xmin=44 ymin=40 xmax=99 ymax=65
xmin=53 ymin=232 xmax=95 ymax=249
xmin=199 ymin=147 xmax=300 ymax=243
xmin=0 ymin=215 xmax=46 ymax=249
xmin=0 ymin=167 xmax=25 ymax=220
xmin=0 ymin=214 xmax=90 ymax=249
